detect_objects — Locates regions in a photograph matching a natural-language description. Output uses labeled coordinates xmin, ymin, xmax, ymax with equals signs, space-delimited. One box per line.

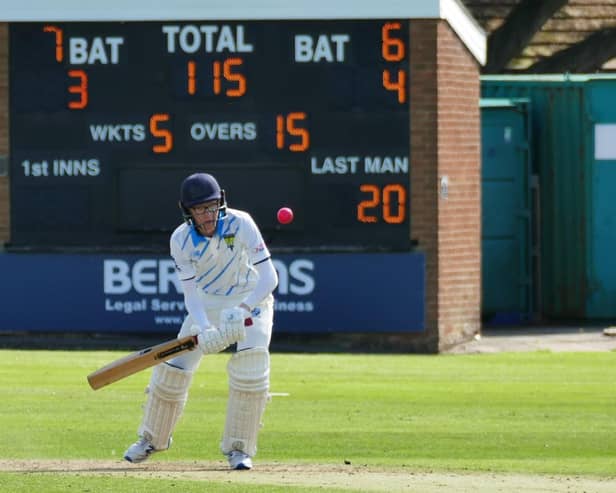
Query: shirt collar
xmin=188 ymin=214 xmax=226 ymax=246
xmin=189 ymin=225 xmax=207 ymax=247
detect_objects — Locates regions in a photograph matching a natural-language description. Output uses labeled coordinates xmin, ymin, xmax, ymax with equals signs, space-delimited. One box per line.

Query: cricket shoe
xmin=123 ymin=436 xmax=171 ymax=463
xmin=227 ymin=450 xmax=253 ymax=470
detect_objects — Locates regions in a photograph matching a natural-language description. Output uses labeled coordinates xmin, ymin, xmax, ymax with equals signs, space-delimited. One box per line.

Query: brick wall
xmin=409 ymin=20 xmax=481 ymax=352
xmin=410 ymin=21 xmax=440 ymax=351
xmin=435 ymin=21 xmax=482 ymax=349
xmin=0 ymin=23 xmax=8 ymax=246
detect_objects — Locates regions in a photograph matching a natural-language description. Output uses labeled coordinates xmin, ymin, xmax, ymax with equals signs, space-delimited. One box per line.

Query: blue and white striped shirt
xmin=170 ymin=208 xmax=270 ymax=298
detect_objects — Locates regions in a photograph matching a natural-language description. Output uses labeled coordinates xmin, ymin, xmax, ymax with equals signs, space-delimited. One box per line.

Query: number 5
xmin=150 ymin=113 xmax=173 ymax=153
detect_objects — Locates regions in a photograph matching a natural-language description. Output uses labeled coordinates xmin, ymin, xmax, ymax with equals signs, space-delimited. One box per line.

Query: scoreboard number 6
xmin=357 ymin=183 xmax=407 ymax=224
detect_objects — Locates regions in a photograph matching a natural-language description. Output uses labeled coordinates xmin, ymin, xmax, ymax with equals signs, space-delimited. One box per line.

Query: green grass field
xmin=1 ymin=349 xmax=615 ymax=492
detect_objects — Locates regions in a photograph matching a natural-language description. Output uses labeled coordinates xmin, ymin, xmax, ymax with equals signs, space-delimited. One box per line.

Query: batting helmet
xmin=179 ymin=173 xmax=227 ymax=227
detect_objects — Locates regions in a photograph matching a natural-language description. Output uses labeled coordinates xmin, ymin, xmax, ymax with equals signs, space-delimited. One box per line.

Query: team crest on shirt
xmin=223 ymin=234 xmax=236 ymax=250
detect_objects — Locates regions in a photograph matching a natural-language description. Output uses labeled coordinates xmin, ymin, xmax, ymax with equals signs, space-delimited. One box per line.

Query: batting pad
xmin=139 ymin=363 xmax=193 ymax=450
xmin=221 ymin=347 xmax=270 ymax=457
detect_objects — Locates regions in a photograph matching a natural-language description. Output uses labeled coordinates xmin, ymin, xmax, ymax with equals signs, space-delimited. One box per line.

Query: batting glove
xmin=189 ymin=324 xmax=229 ymax=355
xmin=219 ymin=307 xmax=249 ymax=343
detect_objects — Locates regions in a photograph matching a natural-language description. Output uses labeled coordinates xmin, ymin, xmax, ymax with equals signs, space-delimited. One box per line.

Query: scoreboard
xmin=9 ymin=21 xmax=411 ymax=251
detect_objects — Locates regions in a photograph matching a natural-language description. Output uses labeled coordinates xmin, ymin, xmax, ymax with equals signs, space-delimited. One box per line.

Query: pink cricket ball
xmin=277 ymin=207 xmax=294 ymax=225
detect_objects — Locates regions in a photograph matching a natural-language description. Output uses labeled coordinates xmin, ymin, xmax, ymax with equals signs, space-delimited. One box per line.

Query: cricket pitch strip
xmin=1 ymin=459 xmax=614 ymax=492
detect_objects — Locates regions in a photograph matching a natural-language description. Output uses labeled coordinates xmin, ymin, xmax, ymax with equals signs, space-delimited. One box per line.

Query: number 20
xmin=357 ymin=184 xmax=406 ymax=224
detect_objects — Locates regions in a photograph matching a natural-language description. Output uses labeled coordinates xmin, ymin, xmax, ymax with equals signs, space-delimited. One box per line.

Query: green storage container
xmin=480 ymin=98 xmax=533 ymax=324
xmin=585 ymin=79 xmax=616 ymax=318
xmin=482 ymin=75 xmax=616 ymax=320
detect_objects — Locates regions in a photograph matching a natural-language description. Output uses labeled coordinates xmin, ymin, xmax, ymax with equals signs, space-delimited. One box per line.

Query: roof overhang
xmin=0 ymin=0 xmax=486 ymax=64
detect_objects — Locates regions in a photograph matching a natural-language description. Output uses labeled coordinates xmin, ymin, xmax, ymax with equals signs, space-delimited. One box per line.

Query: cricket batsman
xmin=123 ymin=172 xmax=278 ymax=470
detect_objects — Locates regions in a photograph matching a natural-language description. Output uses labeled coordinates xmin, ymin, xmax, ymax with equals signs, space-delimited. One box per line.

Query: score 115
xmin=187 ymin=58 xmax=246 ymax=97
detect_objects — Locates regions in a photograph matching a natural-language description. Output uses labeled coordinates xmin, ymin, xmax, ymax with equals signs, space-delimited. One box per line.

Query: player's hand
xmin=219 ymin=307 xmax=249 ymax=343
xmin=189 ymin=324 xmax=227 ymax=355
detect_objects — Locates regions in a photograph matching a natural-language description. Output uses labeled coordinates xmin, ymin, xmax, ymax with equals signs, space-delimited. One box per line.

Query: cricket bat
xmin=87 ymin=335 xmax=198 ymax=390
